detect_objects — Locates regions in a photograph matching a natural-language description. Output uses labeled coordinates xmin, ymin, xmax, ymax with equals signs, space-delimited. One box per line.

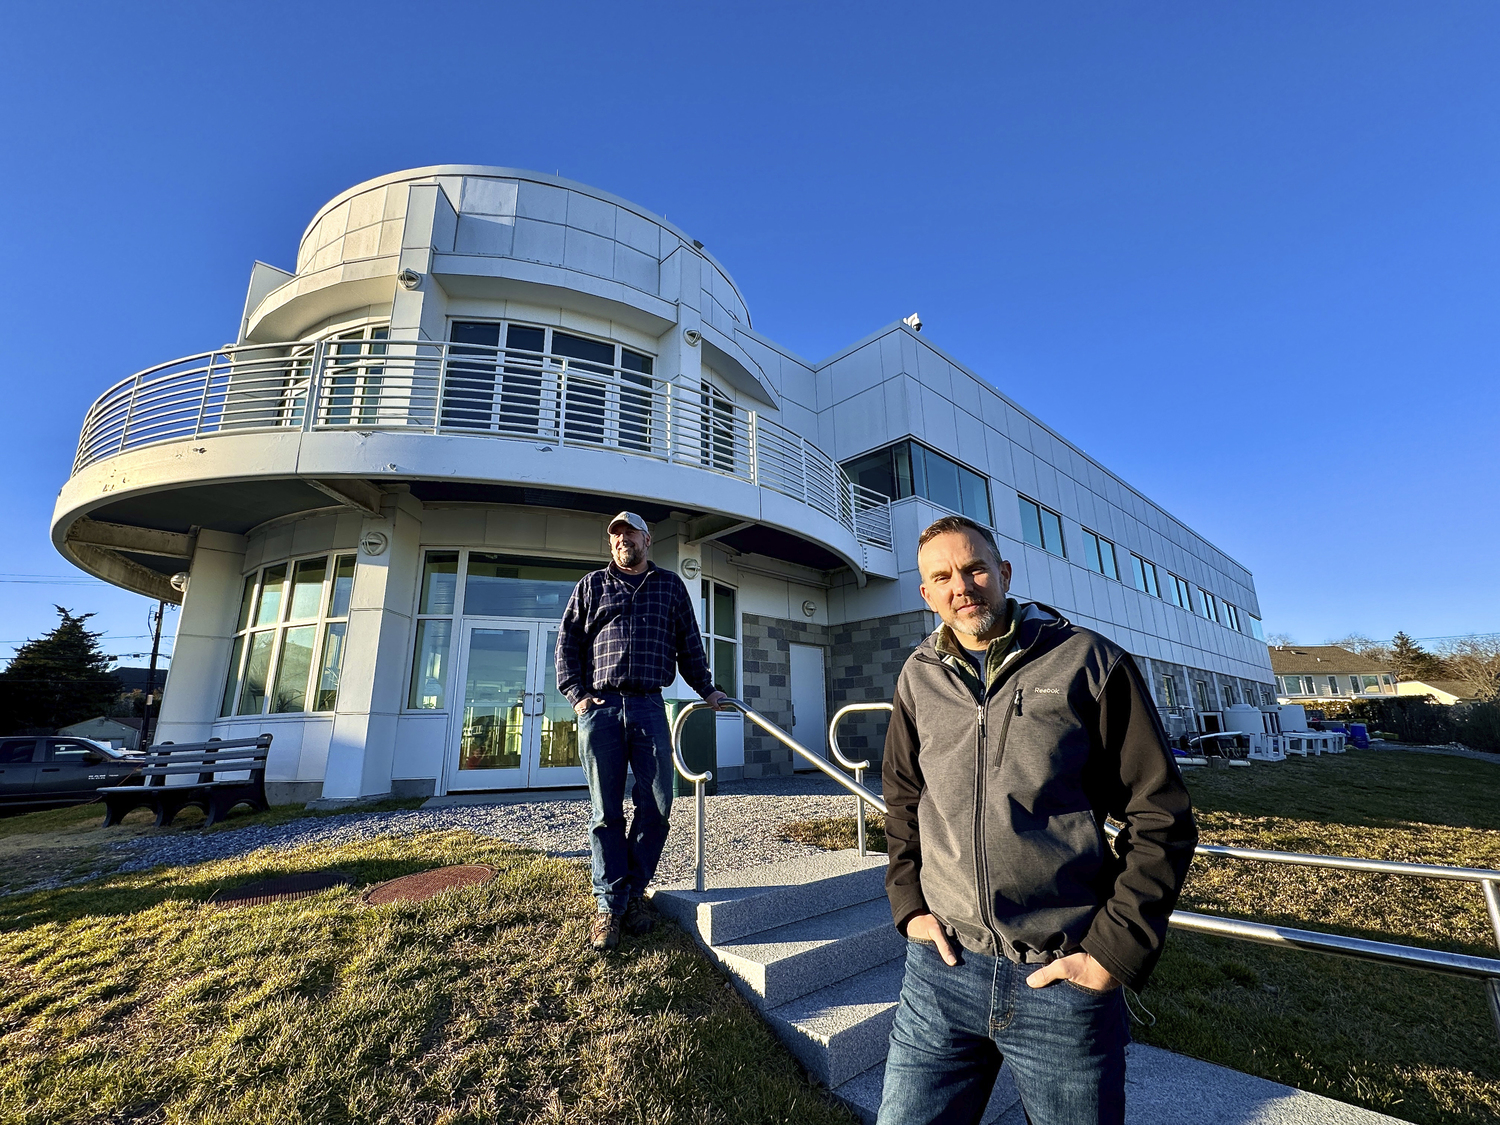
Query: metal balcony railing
xmin=71 ymin=338 xmax=894 ymax=550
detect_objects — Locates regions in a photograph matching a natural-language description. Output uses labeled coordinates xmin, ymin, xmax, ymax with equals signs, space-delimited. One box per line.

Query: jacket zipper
xmin=975 ymin=687 xmax=1023 ymax=941
xmin=924 ymin=620 xmax=1053 ymax=951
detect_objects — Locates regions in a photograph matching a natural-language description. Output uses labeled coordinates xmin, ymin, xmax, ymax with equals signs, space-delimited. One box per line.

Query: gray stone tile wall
xmin=828 ymin=609 xmax=934 ymax=768
xmin=740 ymin=614 xmax=830 ymax=777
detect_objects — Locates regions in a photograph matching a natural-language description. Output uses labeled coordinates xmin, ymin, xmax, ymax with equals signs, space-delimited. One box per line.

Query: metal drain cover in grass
xmin=362 ymin=865 xmax=496 ymax=905
xmin=211 ymin=871 xmax=354 ymax=908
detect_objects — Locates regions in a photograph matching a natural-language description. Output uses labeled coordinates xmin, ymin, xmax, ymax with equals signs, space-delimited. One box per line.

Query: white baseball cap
xmin=607 ymin=511 xmax=650 ymax=535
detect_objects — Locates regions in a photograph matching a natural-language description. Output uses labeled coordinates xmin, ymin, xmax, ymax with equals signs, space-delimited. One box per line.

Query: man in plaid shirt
xmin=557 ymin=511 xmax=726 ymax=953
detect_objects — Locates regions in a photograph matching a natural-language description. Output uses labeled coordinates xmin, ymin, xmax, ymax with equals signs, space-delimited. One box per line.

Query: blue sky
xmin=2 ymin=1 xmax=1497 ymax=669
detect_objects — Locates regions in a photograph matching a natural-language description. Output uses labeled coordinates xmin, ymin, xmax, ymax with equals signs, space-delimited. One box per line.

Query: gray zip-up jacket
xmin=883 ymin=601 xmax=1197 ymax=991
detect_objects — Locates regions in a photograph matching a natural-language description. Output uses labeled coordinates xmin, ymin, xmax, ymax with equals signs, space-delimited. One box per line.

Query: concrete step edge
xmin=714 ymin=900 xmax=906 ymax=1006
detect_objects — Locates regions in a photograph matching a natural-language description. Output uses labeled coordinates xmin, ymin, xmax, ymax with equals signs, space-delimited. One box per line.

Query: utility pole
xmin=141 ymin=600 xmax=166 ymax=749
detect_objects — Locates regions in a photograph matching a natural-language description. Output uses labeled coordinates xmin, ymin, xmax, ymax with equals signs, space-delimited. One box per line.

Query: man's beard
xmin=951 ymin=602 xmax=998 ymax=638
xmin=615 ymin=544 xmax=643 ymax=567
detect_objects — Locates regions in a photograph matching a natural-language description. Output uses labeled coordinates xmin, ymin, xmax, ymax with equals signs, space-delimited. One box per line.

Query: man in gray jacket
xmin=877 ymin=515 xmax=1197 ymax=1125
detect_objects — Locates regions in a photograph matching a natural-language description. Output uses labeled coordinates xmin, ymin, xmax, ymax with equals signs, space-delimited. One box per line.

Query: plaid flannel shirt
xmin=555 ymin=562 xmax=717 ymax=706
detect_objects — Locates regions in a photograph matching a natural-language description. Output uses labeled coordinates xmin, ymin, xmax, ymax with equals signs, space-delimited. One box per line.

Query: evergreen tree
xmin=1389 ymin=631 xmax=1446 ymax=682
xmin=0 ymin=607 xmax=120 ymax=734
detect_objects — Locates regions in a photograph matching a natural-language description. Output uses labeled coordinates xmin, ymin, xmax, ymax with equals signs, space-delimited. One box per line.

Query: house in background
xmin=1395 ymin=680 xmax=1477 ymax=705
xmin=57 ymin=716 xmax=144 ymax=750
xmin=1270 ymin=645 xmax=1396 ymax=703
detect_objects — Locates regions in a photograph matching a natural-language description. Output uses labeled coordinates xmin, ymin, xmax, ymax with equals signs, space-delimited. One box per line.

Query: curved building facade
xmin=53 ymin=166 xmax=1274 ymax=802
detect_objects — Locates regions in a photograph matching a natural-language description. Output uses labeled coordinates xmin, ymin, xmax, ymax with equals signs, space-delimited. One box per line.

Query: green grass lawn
xmin=0 ymin=831 xmax=857 ymax=1125
xmin=783 ymin=749 xmax=1500 ymax=1125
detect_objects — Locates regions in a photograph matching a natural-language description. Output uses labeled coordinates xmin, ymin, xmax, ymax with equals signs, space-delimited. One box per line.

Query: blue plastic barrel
xmin=1347 ymin=722 xmax=1370 ymax=749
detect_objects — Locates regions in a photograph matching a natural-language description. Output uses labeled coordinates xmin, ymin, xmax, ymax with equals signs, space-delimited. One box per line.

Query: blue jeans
xmin=877 ymin=940 xmax=1128 ymax=1125
xmin=576 ymin=693 xmax=675 ymax=915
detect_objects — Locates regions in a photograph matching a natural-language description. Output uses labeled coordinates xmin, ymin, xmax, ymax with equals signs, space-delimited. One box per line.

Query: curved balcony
xmin=66 ymin=337 xmax=893 ymax=558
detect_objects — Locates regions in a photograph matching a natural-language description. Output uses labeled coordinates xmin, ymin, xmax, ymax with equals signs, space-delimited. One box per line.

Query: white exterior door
xmin=789 ymin=643 xmax=828 ymax=768
xmin=446 ymin=619 xmax=586 ymax=791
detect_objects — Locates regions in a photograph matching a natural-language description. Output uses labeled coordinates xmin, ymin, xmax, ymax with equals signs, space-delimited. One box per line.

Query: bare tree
xmin=1439 ymin=638 xmax=1500 ymax=701
xmin=1327 ymin=633 xmax=1392 ymax=663
xmin=1266 ymin=632 xmax=1296 ymax=647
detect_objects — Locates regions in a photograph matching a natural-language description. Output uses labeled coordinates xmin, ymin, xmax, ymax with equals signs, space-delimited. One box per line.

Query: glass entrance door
xmin=447 ymin=620 xmax=585 ymax=791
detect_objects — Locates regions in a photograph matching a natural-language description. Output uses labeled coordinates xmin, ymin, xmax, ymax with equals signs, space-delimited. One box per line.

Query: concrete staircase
xmin=649 ymin=848 xmax=1411 ymax=1125
xmin=648 ymin=849 xmax=1020 ymax=1122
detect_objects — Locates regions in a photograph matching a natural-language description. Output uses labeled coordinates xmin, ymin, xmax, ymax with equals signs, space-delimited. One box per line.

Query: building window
xmin=1362 ymin=675 xmax=1381 ymax=693
xmin=1130 ymin=554 xmax=1160 ymax=598
xmin=1018 ymin=496 xmax=1066 ymax=557
xmin=1197 ymin=589 xmax=1218 ymax=623
xmin=700 ymin=579 xmax=739 ymax=697
xmin=445 ymin=321 xmax=656 ymax=450
xmin=1222 ymin=681 xmax=1239 ymax=705
xmin=221 ymin=553 xmax=356 ymax=717
xmin=1247 ymin=615 xmax=1265 ymax=642
xmin=406 ymin=550 xmax=596 ymax=710
xmin=1168 ymin=573 xmax=1193 ymax=611
xmin=1223 ymin=602 xmax=1241 ymax=632
xmin=1081 ymin=530 xmax=1118 ymax=579
xmin=842 ymin=440 xmax=992 ymax=523
xmin=1160 ymin=674 xmax=1179 ymax=708
xmin=1194 ymin=679 xmax=1212 ymax=712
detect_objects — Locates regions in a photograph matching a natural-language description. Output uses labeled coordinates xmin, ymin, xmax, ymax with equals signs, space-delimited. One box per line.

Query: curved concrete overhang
xmin=54 ymin=431 xmax=875 ymax=597
xmin=246 ymin=261 xmax=398 ymax=341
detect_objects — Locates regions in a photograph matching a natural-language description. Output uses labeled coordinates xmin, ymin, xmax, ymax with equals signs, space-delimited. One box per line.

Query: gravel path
xmin=106 ymin=775 xmax=879 ymax=883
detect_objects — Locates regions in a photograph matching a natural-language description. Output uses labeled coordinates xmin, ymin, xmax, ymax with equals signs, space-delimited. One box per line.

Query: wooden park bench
xmin=101 ymin=734 xmax=273 ymax=828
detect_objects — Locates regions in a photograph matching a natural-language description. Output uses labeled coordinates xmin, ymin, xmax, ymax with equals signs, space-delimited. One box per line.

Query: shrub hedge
xmin=1307 ymin=696 xmax=1500 ymax=753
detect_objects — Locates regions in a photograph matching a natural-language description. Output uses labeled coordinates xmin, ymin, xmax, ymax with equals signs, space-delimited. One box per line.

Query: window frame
xmin=443 ymin=318 xmax=659 ymax=449
xmin=1081 ymin=529 xmax=1119 ymax=580
xmin=1197 ymin=588 xmax=1219 ymax=623
xmin=1017 ymin=495 xmax=1066 ymax=558
xmin=1167 ymin=573 xmax=1193 ymax=611
xmin=1130 ymin=554 xmax=1160 ymax=598
xmin=699 ymin=577 xmax=741 ymax=698
xmin=220 ymin=551 xmax=357 ymax=718
xmin=404 ymin=547 xmax=599 ymax=712
xmin=840 ymin=439 xmax=993 ymax=525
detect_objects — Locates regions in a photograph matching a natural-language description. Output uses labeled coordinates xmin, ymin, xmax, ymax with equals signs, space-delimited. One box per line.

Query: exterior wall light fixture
xmin=397 ymin=268 xmax=422 ymax=290
xmin=360 ymin=531 xmax=389 ymax=556
xmin=169 ymin=572 xmax=190 ymax=594
xmin=802 ymin=600 xmax=817 ymax=618
xmin=683 ymin=328 xmax=701 ymax=347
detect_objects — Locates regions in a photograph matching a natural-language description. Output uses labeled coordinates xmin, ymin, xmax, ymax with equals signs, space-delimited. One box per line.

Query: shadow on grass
xmin=0 ymin=853 xmax=450 ymax=931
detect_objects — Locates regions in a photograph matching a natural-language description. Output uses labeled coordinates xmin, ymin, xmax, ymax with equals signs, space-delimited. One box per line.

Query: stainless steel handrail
xmin=682 ymin=696 xmax=1500 ymax=1042
xmin=828 ymin=702 xmax=894 ymax=856
xmin=1102 ymin=823 xmax=1500 ymax=1041
xmin=670 ymin=697 xmax=886 ymax=891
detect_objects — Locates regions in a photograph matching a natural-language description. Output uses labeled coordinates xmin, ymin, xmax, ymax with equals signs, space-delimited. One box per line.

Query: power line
xmin=0 ymin=573 xmax=106 ymax=585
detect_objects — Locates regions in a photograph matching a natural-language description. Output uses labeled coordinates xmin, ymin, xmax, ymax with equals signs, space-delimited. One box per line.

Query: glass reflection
xmin=459 ymin=628 xmax=529 ymax=771
xmin=538 ymin=628 xmax=580 ymax=769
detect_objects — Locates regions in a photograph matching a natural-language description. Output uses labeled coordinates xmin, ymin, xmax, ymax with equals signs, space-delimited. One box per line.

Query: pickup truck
xmin=0 ymin=736 xmax=143 ymax=807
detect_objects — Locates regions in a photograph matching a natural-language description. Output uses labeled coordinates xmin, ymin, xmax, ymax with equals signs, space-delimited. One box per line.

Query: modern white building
xmin=52 ymin=165 xmax=1275 ymax=803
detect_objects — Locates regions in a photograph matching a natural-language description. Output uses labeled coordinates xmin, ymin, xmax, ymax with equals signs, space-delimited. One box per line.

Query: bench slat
xmin=140 ymin=763 xmax=265 ymax=777
xmin=137 ymin=752 xmax=269 ymax=766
